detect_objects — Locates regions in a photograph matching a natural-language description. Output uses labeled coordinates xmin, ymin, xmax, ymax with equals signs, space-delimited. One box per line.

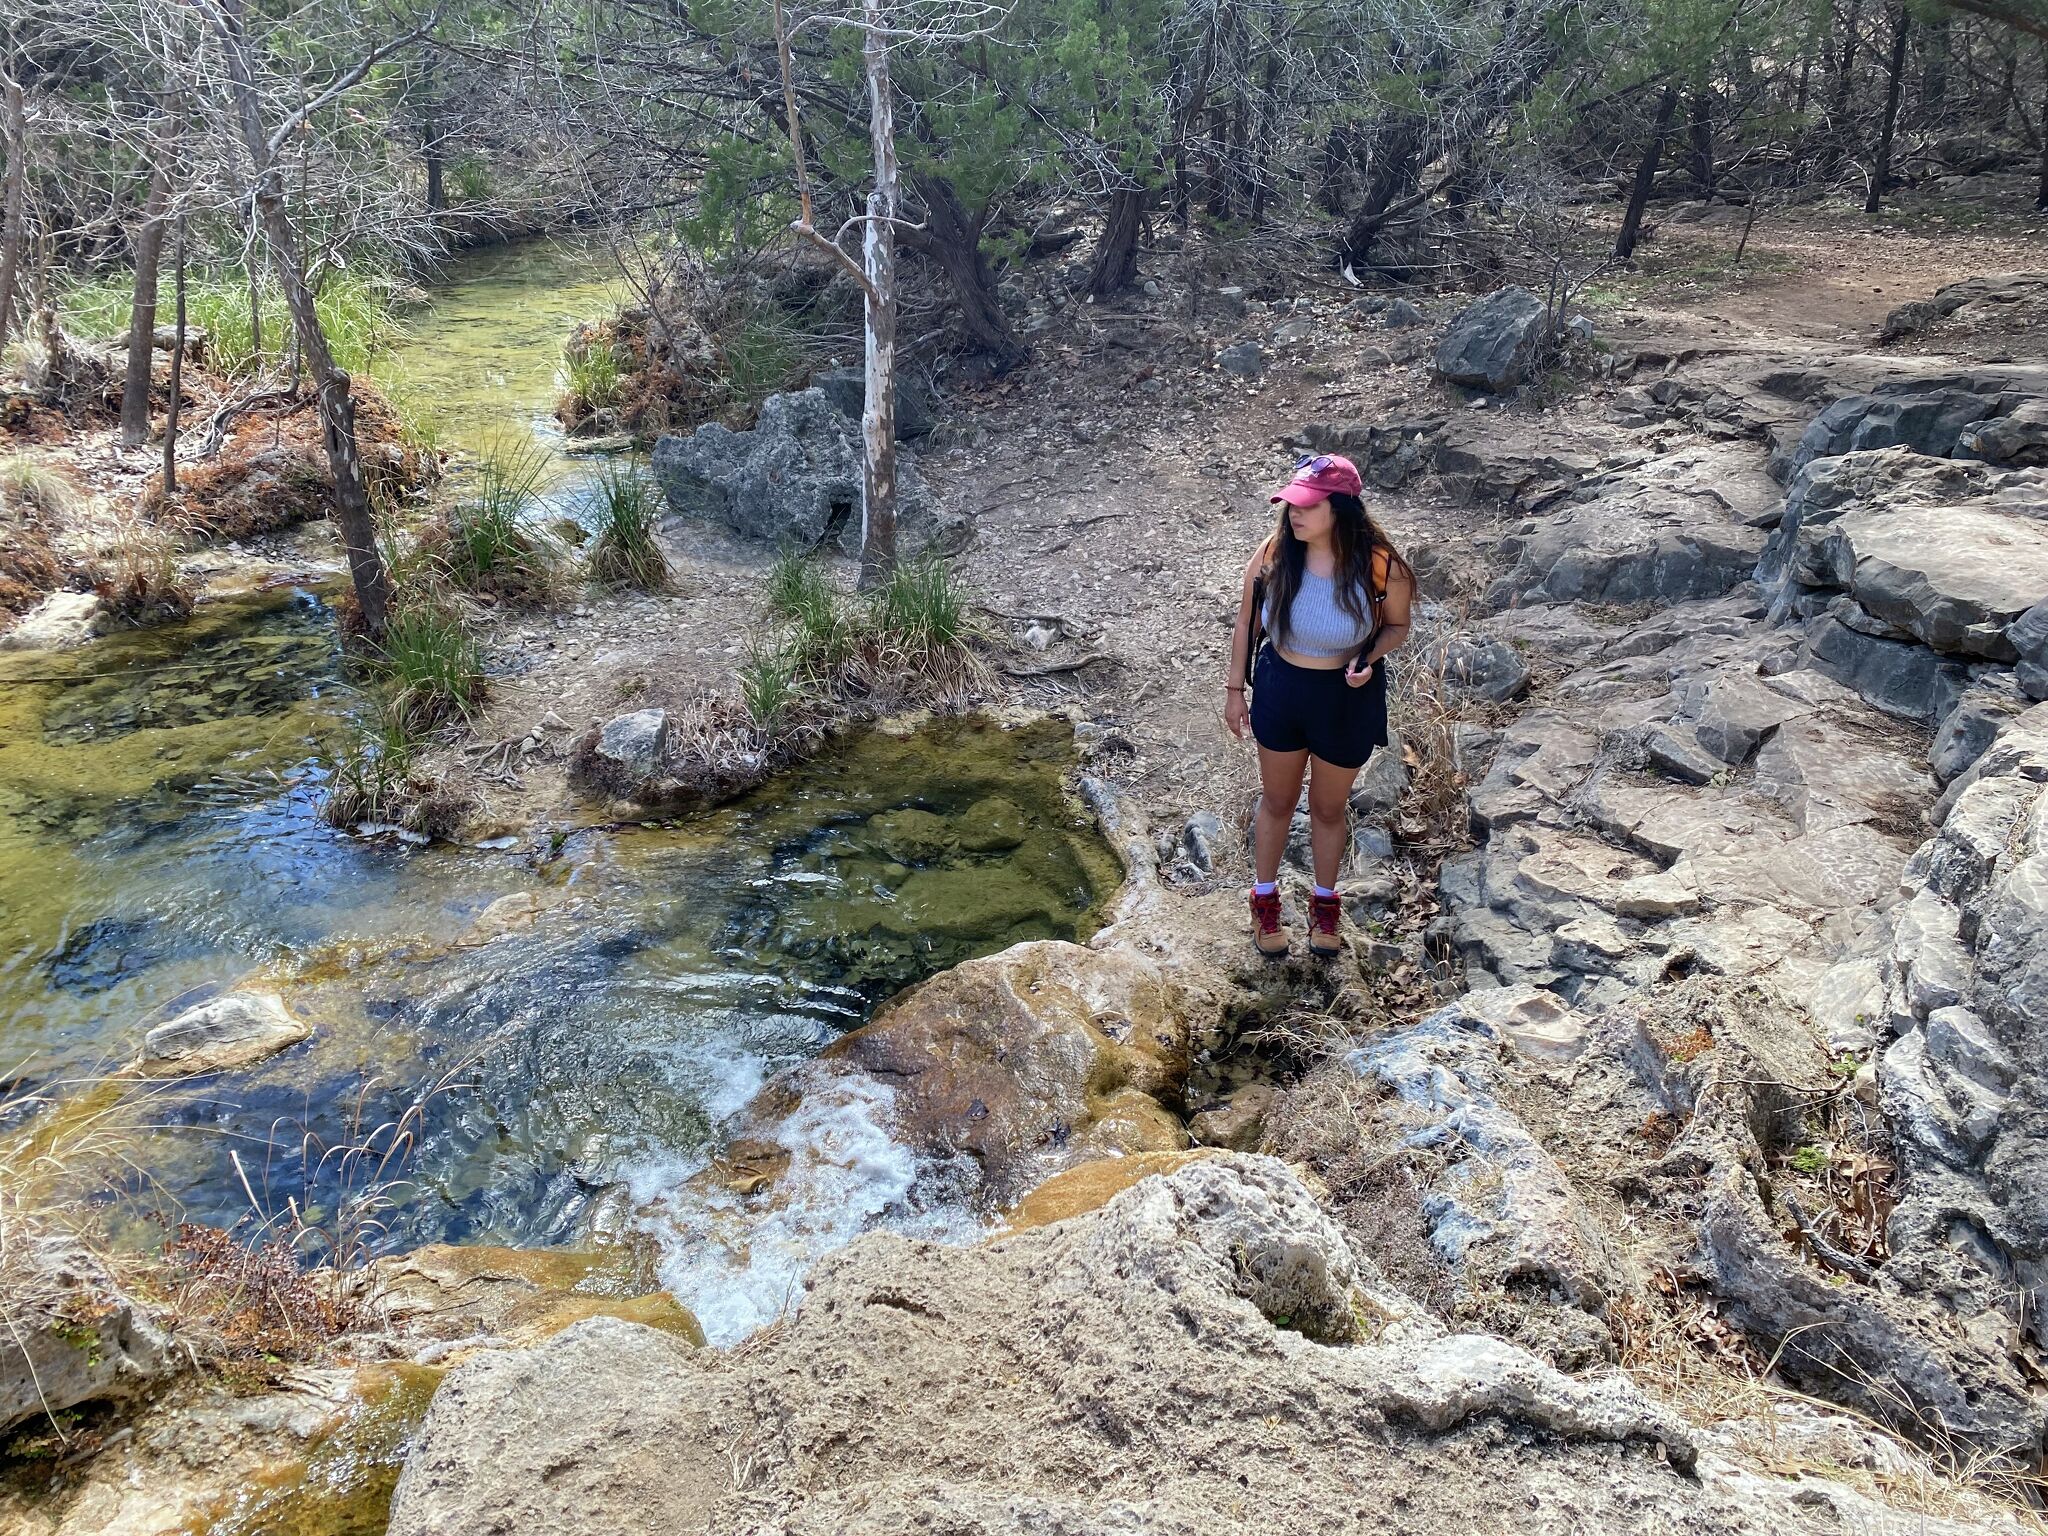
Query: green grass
xmin=564 ymin=337 xmax=623 ymax=411
xmin=374 ymin=597 xmax=486 ymax=730
xmin=869 ymin=555 xmax=966 ymax=652
xmin=60 ymin=265 xmax=398 ymax=378
xmin=437 ymin=434 xmax=560 ymax=602
xmin=718 ymin=308 xmax=802 ymax=408
xmin=325 ymin=696 xmax=427 ymax=828
xmin=586 ymin=459 xmax=668 ymax=591
xmin=740 ymin=633 xmax=804 ymax=727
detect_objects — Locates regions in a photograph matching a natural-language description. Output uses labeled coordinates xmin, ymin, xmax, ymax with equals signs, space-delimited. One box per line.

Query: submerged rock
xmin=820 ymin=939 xmax=1196 ymax=1209
xmin=137 ymin=990 xmax=311 ymax=1076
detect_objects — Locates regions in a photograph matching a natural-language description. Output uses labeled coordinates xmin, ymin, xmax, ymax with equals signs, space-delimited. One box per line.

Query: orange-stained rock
xmin=368 ymin=1243 xmax=704 ymax=1352
xmin=1000 ymin=1149 xmax=1221 ymax=1231
xmin=820 ymin=939 xmax=1195 ymax=1209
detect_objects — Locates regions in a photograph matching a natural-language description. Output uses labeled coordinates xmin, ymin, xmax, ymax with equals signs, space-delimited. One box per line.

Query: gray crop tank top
xmin=1265 ymin=565 xmax=1377 ymax=659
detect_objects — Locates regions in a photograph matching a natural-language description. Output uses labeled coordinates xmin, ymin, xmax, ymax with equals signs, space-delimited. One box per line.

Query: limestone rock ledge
xmin=387 ymin=1156 xmax=2008 ymax=1536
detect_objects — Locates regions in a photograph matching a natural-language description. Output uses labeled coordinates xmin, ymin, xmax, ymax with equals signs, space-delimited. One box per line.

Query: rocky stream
xmin=6 ymin=239 xmax=2048 ymax=1535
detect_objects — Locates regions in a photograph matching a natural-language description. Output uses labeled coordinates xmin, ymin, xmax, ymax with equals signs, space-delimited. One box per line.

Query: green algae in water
xmin=187 ymin=1365 xmax=442 ymax=1536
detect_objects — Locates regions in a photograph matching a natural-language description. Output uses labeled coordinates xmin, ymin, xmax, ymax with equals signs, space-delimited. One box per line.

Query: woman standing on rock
xmin=1225 ymin=453 xmax=1414 ymax=959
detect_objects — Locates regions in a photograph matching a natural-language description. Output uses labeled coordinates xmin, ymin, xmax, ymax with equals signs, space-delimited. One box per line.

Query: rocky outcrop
xmin=388 ymin=1154 xmax=2034 ymax=1535
xmin=1879 ymin=272 xmax=2048 ymax=345
xmin=651 ymin=388 xmax=963 ymax=557
xmin=1434 ymin=286 xmax=1550 ymax=392
xmin=134 ymin=990 xmax=311 ymax=1077
xmin=1866 ymin=705 xmax=2048 ymax=1374
xmin=1349 ymin=1001 xmax=1624 ymax=1312
xmin=2 ymin=1241 xmax=172 ymax=1434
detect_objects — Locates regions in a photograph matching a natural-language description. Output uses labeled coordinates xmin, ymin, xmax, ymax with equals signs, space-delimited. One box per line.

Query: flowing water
xmin=374 ymin=235 xmax=635 ymax=528
xmin=1 ymin=243 xmax=1117 ymax=1354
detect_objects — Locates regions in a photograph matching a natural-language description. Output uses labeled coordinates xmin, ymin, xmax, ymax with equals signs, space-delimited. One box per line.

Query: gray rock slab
xmin=1813 ymin=502 xmax=2048 ymax=660
xmin=0 ymin=590 xmax=101 ymax=651
xmin=139 ymin=991 xmax=311 ymax=1077
xmin=596 ymin=708 xmax=668 ymax=784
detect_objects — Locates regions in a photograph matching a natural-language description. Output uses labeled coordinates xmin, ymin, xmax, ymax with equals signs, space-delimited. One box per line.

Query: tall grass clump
xmin=870 ymin=555 xmax=967 ymax=653
xmin=87 ymin=515 xmax=195 ymax=626
xmin=766 ymin=548 xmax=858 ymax=670
xmin=433 ymin=433 xmax=562 ymax=603
xmin=587 ymin=459 xmax=668 ymax=591
xmin=740 ymin=633 xmax=804 ymax=728
xmin=60 ymin=265 xmax=397 ymax=379
xmin=375 ymin=596 xmax=485 ymax=729
xmin=0 ymin=452 xmax=83 ymax=519
xmin=563 ymin=336 xmax=623 ymax=412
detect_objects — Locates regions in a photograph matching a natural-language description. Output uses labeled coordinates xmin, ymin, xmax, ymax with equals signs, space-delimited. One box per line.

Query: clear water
xmin=2 ymin=243 xmax=1117 ymax=1340
xmin=374 ymin=236 xmax=634 ymax=531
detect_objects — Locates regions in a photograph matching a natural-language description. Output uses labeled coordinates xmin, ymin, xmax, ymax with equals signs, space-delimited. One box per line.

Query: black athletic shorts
xmin=1249 ymin=643 xmax=1387 ymax=770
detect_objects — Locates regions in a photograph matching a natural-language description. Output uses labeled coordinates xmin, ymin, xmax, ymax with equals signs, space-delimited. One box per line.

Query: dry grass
xmin=0 ymin=511 xmax=65 ymax=624
xmin=1614 ymin=1276 xmax=2048 ymax=1527
xmin=139 ymin=381 xmax=433 ymax=545
xmin=84 ymin=514 xmax=194 ymax=626
xmin=0 ymin=452 xmax=83 ymax=521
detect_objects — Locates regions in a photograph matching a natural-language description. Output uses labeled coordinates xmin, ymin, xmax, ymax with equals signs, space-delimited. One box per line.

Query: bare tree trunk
xmin=858 ymin=0 xmax=898 ymax=591
xmin=1866 ymin=8 xmax=1911 ymax=213
xmin=1086 ymin=186 xmax=1143 ymax=298
xmin=1830 ymin=0 xmax=1863 ymax=123
xmin=1688 ymin=91 xmax=1716 ymax=199
xmin=120 ymin=119 xmax=177 ymax=448
xmin=1920 ymin=11 xmax=1950 ymax=123
xmin=213 ymin=0 xmax=391 ymax=634
xmin=2038 ymin=46 xmax=2048 ymax=210
xmin=1616 ymin=84 xmax=1681 ymax=260
xmin=163 ymin=220 xmax=186 ymax=494
xmin=246 ymin=248 xmax=263 ymax=370
xmin=0 ymin=72 xmax=25 ymax=357
xmin=907 ymin=172 xmax=1026 ymax=373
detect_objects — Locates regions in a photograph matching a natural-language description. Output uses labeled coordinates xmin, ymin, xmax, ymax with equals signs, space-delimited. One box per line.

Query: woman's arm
xmin=1345 ymin=561 xmax=1413 ymax=686
xmin=1225 ymin=538 xmax=1274 ymax=690
xmin=1223 ymin=542 xmax=1268 ymax=739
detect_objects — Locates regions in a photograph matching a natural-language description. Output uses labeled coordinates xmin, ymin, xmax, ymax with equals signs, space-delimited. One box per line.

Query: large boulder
xmin=1 ymin=1241 xmax=172 ymax=1434
xmin=809 ymin=365 xmax=937 ymax=440
xmin=1433 ymin=286 xmax=1550 ymax=392
xmin=819 ymin=939 xmax=1196 ymax=1209
xmin=1957 ymin=398 xmax=2048 ymax=467
xmin=651 ymin=388 xmax=960 ymax=557
xmin=1787 ymin=386 xmax=2014 ymax=476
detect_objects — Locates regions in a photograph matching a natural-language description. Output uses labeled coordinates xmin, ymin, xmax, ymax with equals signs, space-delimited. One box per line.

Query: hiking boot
xmin=1249 ymin=888 xmax=1289 ymax=959
xmin=1308 ymin=891 xmax=1344 ymax=958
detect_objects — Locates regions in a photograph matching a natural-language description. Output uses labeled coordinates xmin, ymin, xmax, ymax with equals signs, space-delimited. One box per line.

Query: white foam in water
xmin=627 ymin=1067 xmax=984 ymax=1345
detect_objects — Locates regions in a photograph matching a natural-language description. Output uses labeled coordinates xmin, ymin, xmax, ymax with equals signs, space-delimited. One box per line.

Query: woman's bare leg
xmin=1306 ymin=755 xmax=1364 ymax=890
xmin=1254 ymin=745 xmax=1310 ymax=883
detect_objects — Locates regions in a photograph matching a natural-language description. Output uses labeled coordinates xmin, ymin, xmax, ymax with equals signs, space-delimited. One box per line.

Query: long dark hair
xmin=1263 ymin=491 xmax=1413 ymax=648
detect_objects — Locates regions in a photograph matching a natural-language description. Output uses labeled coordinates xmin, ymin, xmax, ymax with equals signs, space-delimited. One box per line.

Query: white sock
xmin=1252 ymin=881 xmax=1278 ymax=897
xmin=1313 ymin=885 xmax=1338 ymax=900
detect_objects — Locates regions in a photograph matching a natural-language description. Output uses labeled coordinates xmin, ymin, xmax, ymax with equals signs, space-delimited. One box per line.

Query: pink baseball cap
xmin=1273 ymin=453 xmax=1364 ymax=506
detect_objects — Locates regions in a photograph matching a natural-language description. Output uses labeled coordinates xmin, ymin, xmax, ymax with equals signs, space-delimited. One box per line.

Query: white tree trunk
xmin=858 ymin=0 xmax=899 ymax=591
